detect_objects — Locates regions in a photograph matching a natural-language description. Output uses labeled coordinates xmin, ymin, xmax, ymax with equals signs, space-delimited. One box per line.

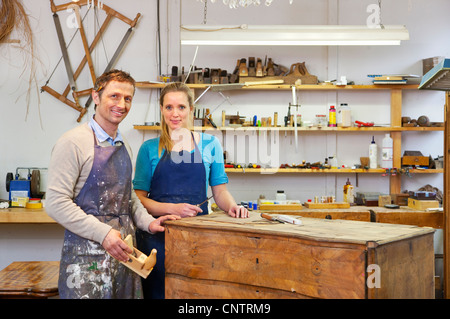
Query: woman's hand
xmin=148 ymin=214 xmax=181 ymax=233
xmin=227 ymin=205 xmax=249 ymax=218
xmin=170 ymin=203 xmax=203 ymax=218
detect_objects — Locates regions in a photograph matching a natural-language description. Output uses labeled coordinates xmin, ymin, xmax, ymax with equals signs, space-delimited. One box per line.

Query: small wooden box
xmin=408 ymin=198 xmax=439 ymax=210
xmin=165 ymin=212 xmax=435 ymax=299
xmin=402 ymin=156 xmax=429 ymax=166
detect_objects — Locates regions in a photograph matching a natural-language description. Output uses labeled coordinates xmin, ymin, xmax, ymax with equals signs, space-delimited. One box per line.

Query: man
xmin=46 ymin=69 xmax=179 ymax=299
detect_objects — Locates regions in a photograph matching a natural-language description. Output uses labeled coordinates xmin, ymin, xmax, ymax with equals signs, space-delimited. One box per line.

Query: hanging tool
xmin=291 ymin=85 xmax=299 ymax=152
xmin=52 ymin=12 xmax=78 ymax=98
xmin=43 ymin=0 xmax=141 ymax=122
xmin=261 ymin=213 xmax=302 ymax=225
xmin=84 ymin=13 xmax=141 ymax=108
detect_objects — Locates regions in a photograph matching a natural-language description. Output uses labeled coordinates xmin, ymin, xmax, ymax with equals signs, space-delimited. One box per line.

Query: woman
xmin=133 ymin=82 xmax=248 ymax=299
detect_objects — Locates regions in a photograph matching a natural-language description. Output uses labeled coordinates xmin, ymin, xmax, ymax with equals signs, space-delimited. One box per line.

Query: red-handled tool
xmin=355 ymin=121 xmax=374 ymax=127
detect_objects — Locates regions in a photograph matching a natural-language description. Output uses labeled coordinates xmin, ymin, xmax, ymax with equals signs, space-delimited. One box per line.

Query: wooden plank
xmin=303 ymin=202 xmax=350 ymax=209
xmin=366 ymin=233 xmax=434 ymax=298
xmin=166 ymin=274 xmax=303 ymax=299
xmin=259 ymin=204 xmax=302 ymax=210
xmin=375 ymin=211 xmax=443 ymax=229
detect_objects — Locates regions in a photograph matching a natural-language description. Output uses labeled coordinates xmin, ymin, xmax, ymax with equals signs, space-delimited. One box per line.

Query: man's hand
xmin=149 ymin=214 xmax=181 ymax=233
xmin=102 ymin=229 xmax=132 ymax=263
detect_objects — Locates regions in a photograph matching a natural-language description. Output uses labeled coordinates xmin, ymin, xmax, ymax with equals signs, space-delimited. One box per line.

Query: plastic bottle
xmin=276 ymin=190 xmax=286 ymax=201
xmin=330 ymin=155 xmax=338 ymax=169
xmin=343 ymin=178 xmax=354 ymax=204
xmin=328 ymin=105 xmax=336 ymax=127
xmin=369 ymin=136 xmax=377 ymax=169
xmin=338 ymin=103 xmax=352 ymax=127
xmin=382 ymin=133 xmax=393 ymax=168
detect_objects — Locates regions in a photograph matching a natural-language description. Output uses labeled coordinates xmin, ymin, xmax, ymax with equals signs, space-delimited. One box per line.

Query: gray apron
xmin=58 ymin=132 xmax=142 ymax=299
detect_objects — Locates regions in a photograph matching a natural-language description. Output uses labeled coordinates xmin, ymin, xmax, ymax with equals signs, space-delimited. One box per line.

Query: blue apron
xmin=58 ymin=132 xmax=142 ymax=299
xmin=136 ymin=132 xmax=207 ymax=299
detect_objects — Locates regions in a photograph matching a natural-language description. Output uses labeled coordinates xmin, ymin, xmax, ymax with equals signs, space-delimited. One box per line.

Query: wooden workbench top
xmin=0 ymin=205 xmax=443 ymax=229
xmin=166 ymin=212 xmax=435 ymax=246
xmin=0 ymin=208 xmax=56 ymax=224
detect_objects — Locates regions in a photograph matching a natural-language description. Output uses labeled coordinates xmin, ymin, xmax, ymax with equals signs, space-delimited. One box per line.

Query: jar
xmin=315 ymin=114 xmax=327 ymax=127
xmin=337 ymin=103 xmax=352 ymax=127
xmin=276 ymin=190 xmax=286 ymax=201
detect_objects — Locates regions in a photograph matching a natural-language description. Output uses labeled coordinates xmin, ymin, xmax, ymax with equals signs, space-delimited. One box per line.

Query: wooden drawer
xmin=402 ymin=156 xmax=429 ymax=166
xmin=164 ymin=212 xmax=435 ymax=299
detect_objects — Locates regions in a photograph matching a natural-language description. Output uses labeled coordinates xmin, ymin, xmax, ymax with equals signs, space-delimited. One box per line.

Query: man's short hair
xmin=93 ymin=69 xmax=136 ymax=98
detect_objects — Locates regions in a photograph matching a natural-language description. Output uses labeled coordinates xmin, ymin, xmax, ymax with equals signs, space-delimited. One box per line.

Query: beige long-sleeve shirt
xmin=46 ymin=123 xmax=155 ymax=244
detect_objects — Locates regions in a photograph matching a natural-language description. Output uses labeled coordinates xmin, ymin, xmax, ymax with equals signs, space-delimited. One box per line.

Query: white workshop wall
xmin=0 ymin=0 xmax=448 ymax=269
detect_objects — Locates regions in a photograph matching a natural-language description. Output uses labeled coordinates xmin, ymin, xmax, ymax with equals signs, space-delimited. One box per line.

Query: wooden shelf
xmin=225 ymin=168 xmax=443 ymax=174
xmin=135 ymin=82 xmax=419 ymax=91
xmin=0 ymin=208 xmax=56 ymax=224
xmin=134 ymin=125 xmax=443 ymax=132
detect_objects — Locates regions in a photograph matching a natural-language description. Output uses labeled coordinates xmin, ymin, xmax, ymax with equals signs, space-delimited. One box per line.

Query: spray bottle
xmin=369 ymin=136 xmax=377 ymax=169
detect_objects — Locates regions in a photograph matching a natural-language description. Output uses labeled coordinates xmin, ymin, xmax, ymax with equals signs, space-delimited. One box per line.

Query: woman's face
xmin=161 ymin=91 xmax=192 ymax=132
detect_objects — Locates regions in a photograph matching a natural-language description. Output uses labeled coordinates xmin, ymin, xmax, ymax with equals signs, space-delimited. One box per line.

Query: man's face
xmin=92 ymin=80 xmax=134 ymax=128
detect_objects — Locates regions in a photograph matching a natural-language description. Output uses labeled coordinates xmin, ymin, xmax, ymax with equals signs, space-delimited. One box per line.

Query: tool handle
xmin=143 ymin=249 xmax=157 ymax=270
xmin=260 ymin=213 xmax=274 ymax=221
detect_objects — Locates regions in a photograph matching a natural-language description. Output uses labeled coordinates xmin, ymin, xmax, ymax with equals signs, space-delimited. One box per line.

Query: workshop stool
xmin=0 ymin=261 xmax=59 ymax=299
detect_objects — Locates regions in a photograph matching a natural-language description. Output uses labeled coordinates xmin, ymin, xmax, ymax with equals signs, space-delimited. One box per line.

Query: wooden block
xmin=378 ymin=195 xmax=392 ymax=207
xmin=407 ymin=198 xmax=439 ymax=210
xmin=259 ymin=204 xmax=302 ymax=210
xmin=303 ymin=202 xmax=350 ymax=209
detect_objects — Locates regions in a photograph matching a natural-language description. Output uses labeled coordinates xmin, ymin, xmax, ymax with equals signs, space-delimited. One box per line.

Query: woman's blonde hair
xmin=158 ymin=82 xmax=194 ymax=156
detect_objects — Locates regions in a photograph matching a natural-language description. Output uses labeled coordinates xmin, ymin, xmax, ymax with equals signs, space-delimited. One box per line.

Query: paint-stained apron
xmin=58 ymin=132 xmax=142 ymax=299
xmin=136 ymin=132 xmax=208 ymax=299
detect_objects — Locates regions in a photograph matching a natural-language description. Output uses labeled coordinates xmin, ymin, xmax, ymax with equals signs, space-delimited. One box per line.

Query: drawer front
xmin=165 ymin=225 xmax=367 ymax=299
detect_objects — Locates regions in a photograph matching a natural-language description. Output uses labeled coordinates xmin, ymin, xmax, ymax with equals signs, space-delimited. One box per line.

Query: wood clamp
xmin=120 ymin=235 xmax=156 ymax=279
xmin=42 ymin=0 xmax=141 ymax=122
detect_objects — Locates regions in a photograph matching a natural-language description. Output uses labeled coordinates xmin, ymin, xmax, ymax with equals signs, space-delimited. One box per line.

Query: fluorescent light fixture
xmin=180 ymin=24 xmax=409 ymax=46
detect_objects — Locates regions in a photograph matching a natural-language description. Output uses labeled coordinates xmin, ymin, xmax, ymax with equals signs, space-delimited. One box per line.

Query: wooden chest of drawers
xmin=164 ymin=212 xmax=434 ymax=299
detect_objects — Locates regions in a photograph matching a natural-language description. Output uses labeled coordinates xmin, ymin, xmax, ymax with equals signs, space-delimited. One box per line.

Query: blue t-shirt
xmin=133 ymin=133 xmax=228 ymax=193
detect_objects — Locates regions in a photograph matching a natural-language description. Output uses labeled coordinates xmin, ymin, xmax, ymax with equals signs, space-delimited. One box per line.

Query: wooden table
xmin=0 ymin=261 xmax=59 ymax=298
xmin=165 ymin=212 xmax=435 ymax=299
